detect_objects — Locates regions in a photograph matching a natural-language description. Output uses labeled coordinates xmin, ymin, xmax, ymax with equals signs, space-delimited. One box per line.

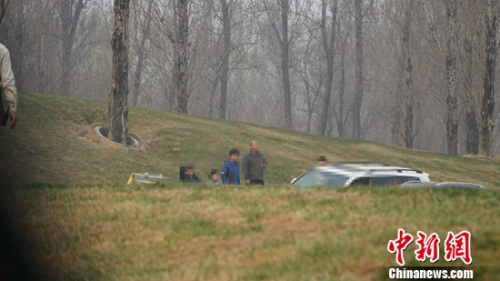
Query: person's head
xmin=317 ymin=156 xmax=327 ymax=166
xmin=210 ymin=169 xmax=220 ymax=182
xmin=250 ymin=140 xmax=259 ymax=154
xmin=229 ymin=148 xmax=240 ymax=162
xmin=185 ymin=165 xmax=194 ymax=177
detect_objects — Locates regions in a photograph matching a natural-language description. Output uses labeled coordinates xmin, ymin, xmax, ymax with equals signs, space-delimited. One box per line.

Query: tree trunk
xmin=208 ymin=77 xmax=219 ymax=118
xmin=108 ymin=0 xmax=130 ymax=145
xmin=404 ymin=57 xmax=414 ymax=149
xmin=131 ymin=0 xmax=153 ymax=107
xmin=336 ymin=41 xmax=346 ymax=138
xmin=219 ymin=0 xmax=231 ymax=119
xmin=59 ymin=0 xmax=85 ymax=96
xmin=318 ymin=0 xmax=338 ymax=136
xmin=464 ymin=38 xmax=479 ymax=154
xmin=174 ymin=0 xmax=190 ymax=114
xmin=0 ymin=0 xmax=11 ymax=25
xmin=280 ymin=0 xmax=292 ymax=129
xmin=12 ymin=0 xmax=24 ymax=89
xmin=403 ymin=0 xmax=415 ymax=149
xmin=445 ymin=0 xmax=458 ymax=155
xmin=352 ymin=0 xmax=363 ymax=139
xmin=479 ymin=0 xmax=497 ymax=156
xmin=36 ymin=31 xmax=46 ymax=93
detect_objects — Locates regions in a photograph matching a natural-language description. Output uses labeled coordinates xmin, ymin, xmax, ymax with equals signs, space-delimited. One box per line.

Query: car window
xmin=350 ymin=177 xmax=371 ymax=186
xmin=350 ymin=176 xmax=420 ymax=186
xmin=293 ymin=170 xmax=348 ymax=187
xmin=371 ymin=176 xmax=420 ymax=186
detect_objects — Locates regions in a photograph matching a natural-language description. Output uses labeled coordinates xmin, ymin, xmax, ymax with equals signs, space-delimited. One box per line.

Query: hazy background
xmin=1 ymin=0 xmax=499 ymax=155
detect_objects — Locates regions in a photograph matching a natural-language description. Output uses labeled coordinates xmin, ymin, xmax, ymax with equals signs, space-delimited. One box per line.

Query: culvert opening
xmin=94 ymin=126 xmax=141 ymax=148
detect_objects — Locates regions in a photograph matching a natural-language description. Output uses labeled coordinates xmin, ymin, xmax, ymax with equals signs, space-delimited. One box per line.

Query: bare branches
xmin=0 ymin=0 xmax=11 ymax=25
xmin=421 ymin=0 xmax=444 ymax=56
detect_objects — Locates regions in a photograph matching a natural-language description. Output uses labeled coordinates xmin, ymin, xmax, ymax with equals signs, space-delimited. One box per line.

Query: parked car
xmin=290 ymin=162 xmax=430 ymax=187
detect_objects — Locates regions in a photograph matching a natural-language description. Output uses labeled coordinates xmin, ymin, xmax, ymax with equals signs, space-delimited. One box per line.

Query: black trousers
xmin=250 ymin=179 xmax=264 ymax=185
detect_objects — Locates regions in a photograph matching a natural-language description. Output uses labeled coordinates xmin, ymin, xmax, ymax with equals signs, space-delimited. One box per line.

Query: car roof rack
xmin=367 ymin=168 xmax=424 ymax=174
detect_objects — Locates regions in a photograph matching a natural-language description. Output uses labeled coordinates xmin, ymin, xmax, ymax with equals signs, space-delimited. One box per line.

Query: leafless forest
xmin=1 ymin=0 xmax=499 ymax=155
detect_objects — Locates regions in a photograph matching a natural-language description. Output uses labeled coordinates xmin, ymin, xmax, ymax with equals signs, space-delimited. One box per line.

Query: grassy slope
xmin=1 ymin=92 xmax=500 ymax=188
xmin=0 ymin=92 xmax=499 ymax=281
xmin=4 ymin=185 xmax=500 ymax=281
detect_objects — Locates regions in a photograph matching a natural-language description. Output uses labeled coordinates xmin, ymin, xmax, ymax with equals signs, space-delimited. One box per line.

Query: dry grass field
xmin=0 ymin=92 xmax=499 ymax=280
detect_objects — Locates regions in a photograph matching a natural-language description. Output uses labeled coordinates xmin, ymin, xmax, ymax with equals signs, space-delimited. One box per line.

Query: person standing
xmin=242 ymin=141 xmax=267 ymax=185
xmin=221 ymin=148 xmax=240 ymax=185
xmin=0 ymin=43 xmax=18 ymax=129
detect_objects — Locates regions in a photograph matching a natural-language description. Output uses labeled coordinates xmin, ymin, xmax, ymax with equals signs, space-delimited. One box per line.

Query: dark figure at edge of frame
xmin=0 ymin=43 xmax=18 ymax=129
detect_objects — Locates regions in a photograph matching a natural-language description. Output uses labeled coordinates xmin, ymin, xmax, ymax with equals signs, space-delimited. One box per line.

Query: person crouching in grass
xmin=206 ymin=169 xmax=222 ymax=185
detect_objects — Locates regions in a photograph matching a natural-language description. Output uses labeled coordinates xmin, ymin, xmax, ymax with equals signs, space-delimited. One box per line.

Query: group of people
xmin=180 ymin=140 xmax=268 ymax=185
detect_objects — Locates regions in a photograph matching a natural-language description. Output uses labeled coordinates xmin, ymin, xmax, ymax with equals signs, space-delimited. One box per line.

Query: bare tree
xmin=352 ymin=0 xmax=363 ymax=139
xmin=131 ymin=0 xmax=154 ymax=106
xmin=332 ymin=2 xmax=352 ymax=138
xmin=462 ymin=3 xmax=479 ymax=154
xmin=444 ymin=0 xmax=459 ymax=155
xmin=335 ymin=29 xmax=349 ymax=138
xmin=264 ymin=0 xmax=292 ymax=129
xmin=218 ymin=0 xmax=232 ymax=119
xmin=109 ymin=0 xmax=131 ymax=144
xmin=0 ymin=0 xmax=11 ymax=25
xmin=399 ymin=0 xmax=415 ymax=148
xmin=422 ymin=0 xmax=459 ymax=155
xmin=59 ymin=0 xmax=87 ymax=95
xmin=2 ymin=0 xmax=500 ymax=155
xmin=479 ymin=0 xmax=497 ymax=156
xmin=168 ymin=0 xmax=190 ymax=114
xmin=318 ymin=0 xmax=338 ymax=136
xmin=294 ymin=26 xmax=321 ymax=134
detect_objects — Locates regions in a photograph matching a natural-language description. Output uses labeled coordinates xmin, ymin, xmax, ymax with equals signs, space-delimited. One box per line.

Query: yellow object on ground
xmin=127 ymin=174 xmax=135 ymax=185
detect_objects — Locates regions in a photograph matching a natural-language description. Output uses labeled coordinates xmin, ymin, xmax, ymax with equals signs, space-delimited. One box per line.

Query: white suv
xmin=291 ymin=162 xmax=430 ymax=187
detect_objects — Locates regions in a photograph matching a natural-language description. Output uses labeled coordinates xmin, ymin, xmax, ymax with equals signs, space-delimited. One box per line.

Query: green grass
xmin=0 ymin=92 xmax=499 ymax=280
xmin=3 ymin=185 xmax=500 ymax=280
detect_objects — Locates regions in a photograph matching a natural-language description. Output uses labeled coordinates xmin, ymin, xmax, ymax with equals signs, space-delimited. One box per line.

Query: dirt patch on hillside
xmin=79 ymin=124 xmax=146 ymax=152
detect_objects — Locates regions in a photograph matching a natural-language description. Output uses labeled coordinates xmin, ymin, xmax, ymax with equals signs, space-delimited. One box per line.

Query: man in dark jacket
xmin=221 ymin=148 xmax=240 ymax=184
xmin=242 ymin=141 xmax=267 ymax=185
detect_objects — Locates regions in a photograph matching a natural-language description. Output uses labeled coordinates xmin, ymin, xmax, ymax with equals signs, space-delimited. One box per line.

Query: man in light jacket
xmin=0 ymin=43 xmax=18 ymax=129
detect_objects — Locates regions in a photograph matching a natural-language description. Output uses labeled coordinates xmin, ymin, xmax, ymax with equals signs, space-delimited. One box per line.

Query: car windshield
xmin=293 ymin=170 xmax=349 ymax=187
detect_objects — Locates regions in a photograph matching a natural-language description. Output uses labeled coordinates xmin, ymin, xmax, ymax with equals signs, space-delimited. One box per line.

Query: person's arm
xmin=261 ymin=154 xmax=267 ymax=169
xmin=235 ymin=162 xmax=240 ymax=184
xmin=1 ymin=47 xmax=17 ymax=113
